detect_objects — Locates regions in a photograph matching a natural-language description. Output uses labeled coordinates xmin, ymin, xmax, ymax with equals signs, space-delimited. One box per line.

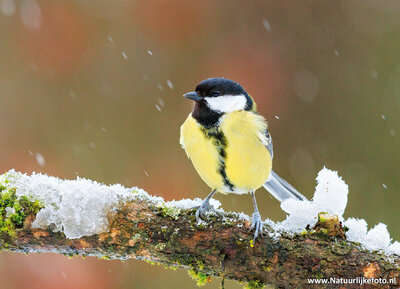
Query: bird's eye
xmin=211 ymin=90 xmax=220 ymax=97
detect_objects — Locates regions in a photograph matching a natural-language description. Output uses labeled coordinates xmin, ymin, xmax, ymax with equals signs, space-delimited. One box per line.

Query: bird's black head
xmin=183 ymin=78 xmax=254 ymax=127
xmin=195 ymin=78 xmax=245 ymax=98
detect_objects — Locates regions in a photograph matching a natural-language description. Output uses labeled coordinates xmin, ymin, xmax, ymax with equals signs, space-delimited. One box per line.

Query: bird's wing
xmin=259 ymin=128 xmax=273 ymax=159
xmin=260 ymin=128 xmax=308 ymax=202
xmin=264 ymin=170 xmax=308 ymax=202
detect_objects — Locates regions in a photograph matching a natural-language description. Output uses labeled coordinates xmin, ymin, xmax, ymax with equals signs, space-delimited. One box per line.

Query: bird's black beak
xmin=183 ymin=91 xmax=202 ymax=101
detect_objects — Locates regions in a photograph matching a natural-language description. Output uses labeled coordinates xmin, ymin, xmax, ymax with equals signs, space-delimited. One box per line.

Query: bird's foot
xmin=195 ymin=201 xmax=215 ymax=223
xmin=250 ymin=211 xmax=264 ymax=241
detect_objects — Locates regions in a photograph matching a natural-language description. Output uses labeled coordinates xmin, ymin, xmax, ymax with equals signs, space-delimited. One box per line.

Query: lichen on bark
xmin=1 ymin=171 xmax=400 ymax=289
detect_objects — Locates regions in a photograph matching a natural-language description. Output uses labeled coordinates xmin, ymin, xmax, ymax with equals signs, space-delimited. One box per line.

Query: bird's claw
xmin=195 ymin=201 xmax=214 ymax=223
xmin=250 ymin=211 xmax=264 ymax=242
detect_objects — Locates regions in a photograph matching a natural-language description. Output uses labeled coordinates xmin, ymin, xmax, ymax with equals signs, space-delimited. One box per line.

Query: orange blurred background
xmin=0 ymin=1 xmax=399 ymax=288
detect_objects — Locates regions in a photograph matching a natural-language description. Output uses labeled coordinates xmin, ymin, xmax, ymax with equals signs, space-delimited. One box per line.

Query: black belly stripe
xmin=200 ymin=127 xmax=235 ymax=191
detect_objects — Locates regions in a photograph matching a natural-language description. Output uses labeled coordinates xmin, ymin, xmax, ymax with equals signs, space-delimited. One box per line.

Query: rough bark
xmin=0 ymin=194 xmax=399 ymax=289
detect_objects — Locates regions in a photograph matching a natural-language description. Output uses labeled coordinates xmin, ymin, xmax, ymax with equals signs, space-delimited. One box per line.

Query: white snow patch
xmin=274 ymin=168 xmax=400 ymax=256
xmin=365 ymin=223 xmax=391 ymax=250
xmin=344 ymin=219 xmax=399 ymax=254
xmin=1 ymin=168 xmax=399 ymax=257
xmin=344 ymin=218 xmax=368 ymax=243
xmin=5 ymin=207 xmax=16 ymax=217
xmin=0 ymin=170 xmax=135 ymax=239
xmin=166 ymin=197 xmax=220 ymax=211
xmin=313 ymin=168 xmax=348 ymax=216
xmin=389 ymin=242 xmax=400 ymax=255
xmin=277 ymin=168 xmax=348 ymax=232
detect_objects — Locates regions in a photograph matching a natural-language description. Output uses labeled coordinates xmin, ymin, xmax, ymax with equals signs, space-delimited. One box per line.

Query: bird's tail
xmin=263 ymin=170 xmax=308 ymax=202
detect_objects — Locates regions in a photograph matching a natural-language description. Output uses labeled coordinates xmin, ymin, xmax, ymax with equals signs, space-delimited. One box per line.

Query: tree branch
xmin=0 ymin=172 xmax=399 ymax=289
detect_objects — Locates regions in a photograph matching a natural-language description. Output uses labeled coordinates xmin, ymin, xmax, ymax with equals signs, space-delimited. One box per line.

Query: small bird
xmin=180 ymin=78 xmax=307 ymax=240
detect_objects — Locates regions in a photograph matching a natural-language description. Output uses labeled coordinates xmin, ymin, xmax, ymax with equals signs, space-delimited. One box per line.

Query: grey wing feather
xmin=264 ymin=129 xmax=273 ymax=159
xmin=264 ymin=171 xmax=308 ymax=203
xmin=262 ymin=129 xmax=308 ymax=202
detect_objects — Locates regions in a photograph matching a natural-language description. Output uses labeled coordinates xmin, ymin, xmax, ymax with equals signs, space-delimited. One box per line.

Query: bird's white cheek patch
xmin=205 ymin=94 xmax=247 ymax=113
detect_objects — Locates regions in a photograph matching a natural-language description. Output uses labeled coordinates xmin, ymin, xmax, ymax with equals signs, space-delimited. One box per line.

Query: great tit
xmin=180 ymin=78 xmax=307 ymax=240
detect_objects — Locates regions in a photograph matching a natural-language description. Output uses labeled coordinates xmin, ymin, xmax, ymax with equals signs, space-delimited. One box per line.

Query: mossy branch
xmin=1 ymin=177 xmax=400 ymax=289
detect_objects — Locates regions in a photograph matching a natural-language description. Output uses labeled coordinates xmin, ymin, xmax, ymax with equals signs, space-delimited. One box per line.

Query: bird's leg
xmin=250 ymin=191 xmax=264 ymax=241
xmin=196 ymin=189 xmax=217 ymax=223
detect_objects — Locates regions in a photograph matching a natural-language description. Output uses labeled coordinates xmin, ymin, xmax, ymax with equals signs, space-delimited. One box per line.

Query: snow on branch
xmin=0 ymin=169 xmax=399 ymax=288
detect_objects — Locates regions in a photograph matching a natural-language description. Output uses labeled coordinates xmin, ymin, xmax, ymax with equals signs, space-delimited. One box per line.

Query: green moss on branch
xmin=0 ymin=184 xmax=42 ymax=247
xmin=0 ymin=171 xmax=400 ymax=289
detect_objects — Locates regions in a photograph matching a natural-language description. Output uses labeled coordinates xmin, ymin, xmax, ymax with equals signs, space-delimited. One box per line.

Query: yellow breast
xmin=220 ymin=111 xmax=272 ymax=193
xmin=180 ymin=111 xmax=272 ymax=194
xmin=180 ymin=115 xmax=224 ymax=190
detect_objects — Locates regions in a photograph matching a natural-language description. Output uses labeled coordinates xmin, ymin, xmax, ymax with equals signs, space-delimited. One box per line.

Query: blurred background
xmin=0 ymin=0 xmax=399 ymax=288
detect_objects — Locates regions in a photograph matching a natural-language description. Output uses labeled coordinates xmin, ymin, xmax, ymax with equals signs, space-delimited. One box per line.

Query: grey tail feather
xmin=263 ymin=170 xmax=308 ymax=203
